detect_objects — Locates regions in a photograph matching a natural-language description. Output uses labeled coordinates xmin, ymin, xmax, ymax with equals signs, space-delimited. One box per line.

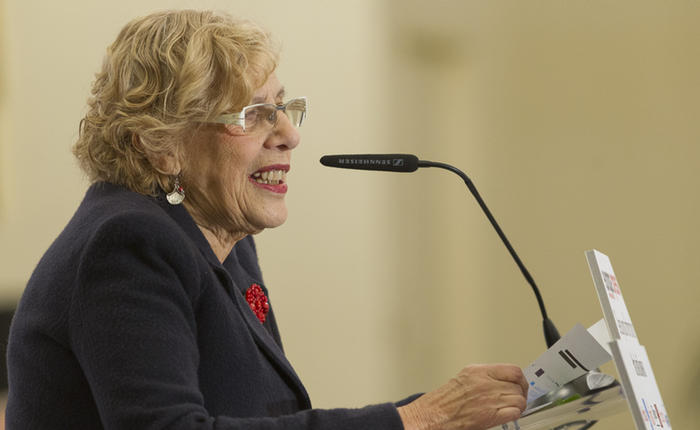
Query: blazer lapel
xmin=156 ymin=196 xmax=311 ymax=408
xmin=214 ymin=264 xmax=311 ymax=408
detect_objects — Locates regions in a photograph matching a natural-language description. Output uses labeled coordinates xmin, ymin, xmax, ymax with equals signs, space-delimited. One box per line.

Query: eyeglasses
xmin=209 ymin=97 xmax=308 ymax=133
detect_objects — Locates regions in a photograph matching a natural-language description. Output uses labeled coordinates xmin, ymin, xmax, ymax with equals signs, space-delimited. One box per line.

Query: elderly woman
xmin=6 ymin=10 xmax=527 ymax=430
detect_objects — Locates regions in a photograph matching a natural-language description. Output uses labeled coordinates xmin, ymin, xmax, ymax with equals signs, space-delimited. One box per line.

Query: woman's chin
xmin=253 ymin=205 xmax=288 ymax=231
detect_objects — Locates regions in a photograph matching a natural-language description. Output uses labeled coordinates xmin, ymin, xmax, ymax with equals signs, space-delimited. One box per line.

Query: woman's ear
xmin=134 ymin=134 xmax=181 ymax=175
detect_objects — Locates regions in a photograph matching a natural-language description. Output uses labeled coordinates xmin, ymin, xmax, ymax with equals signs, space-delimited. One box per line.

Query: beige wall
xmin=1 ymin=1 xmax=697 ymax=429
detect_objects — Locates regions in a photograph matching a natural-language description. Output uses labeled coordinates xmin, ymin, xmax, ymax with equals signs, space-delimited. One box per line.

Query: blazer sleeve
xmin=67 ymin=213 xmax=405 ymax=430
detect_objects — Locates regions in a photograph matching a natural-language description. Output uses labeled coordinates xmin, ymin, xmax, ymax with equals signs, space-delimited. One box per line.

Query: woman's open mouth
xmin=251 ymin=169 xmax=286 ymax=185
xmin=249 ymin=165 xmax=289 ymax=193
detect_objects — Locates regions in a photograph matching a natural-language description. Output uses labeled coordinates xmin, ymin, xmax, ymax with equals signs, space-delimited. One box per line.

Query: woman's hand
xmin=398 ymin=364 xmax=528 ymax=430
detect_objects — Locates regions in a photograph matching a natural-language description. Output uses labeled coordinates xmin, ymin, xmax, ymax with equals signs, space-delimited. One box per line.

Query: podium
xmin=490 ymin=250 xmax=672 ymax=430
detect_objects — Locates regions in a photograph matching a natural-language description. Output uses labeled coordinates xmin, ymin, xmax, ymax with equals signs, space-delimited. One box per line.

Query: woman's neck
xmin=182 ymin=200 xmax=250 ymax=263
xmin=197 ymin=224 xmax=246 ymax=263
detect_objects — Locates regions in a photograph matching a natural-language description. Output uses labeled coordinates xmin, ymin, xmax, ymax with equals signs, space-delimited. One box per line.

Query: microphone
xmin=320 ymin=154 xmax=419 ymax=173
xmin=320 ymin=153 xmax=561 ymax=348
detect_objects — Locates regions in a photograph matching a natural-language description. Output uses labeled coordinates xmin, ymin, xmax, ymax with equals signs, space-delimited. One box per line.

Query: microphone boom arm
xmin=418 ymin=160 xmax=561 ymax=348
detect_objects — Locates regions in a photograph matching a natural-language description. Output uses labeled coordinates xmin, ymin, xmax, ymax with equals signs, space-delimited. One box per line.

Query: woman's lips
xmin=249 ymin=164 xmax=289 ymax=194
xmin=249 ymin=177 xmax=288 ymax=194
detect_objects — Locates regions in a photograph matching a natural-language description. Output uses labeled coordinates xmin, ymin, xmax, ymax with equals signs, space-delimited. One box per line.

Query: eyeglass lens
xmin=244 ymin=99 xmax=306 ymax=132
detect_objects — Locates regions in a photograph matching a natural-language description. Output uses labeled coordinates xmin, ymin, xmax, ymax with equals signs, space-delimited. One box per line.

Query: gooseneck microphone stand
xmin=320 ymin=153 xmax=561 ymax=348
xmin=417 ymin=160 xmax=561 ymax=348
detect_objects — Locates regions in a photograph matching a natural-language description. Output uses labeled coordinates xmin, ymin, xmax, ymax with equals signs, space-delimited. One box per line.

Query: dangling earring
xmin=166 ymin=175 xmax=185 ymax=205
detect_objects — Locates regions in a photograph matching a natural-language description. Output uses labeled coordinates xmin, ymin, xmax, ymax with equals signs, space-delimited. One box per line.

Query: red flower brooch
xmin=245 ymin=283 xmax=269 ymax=323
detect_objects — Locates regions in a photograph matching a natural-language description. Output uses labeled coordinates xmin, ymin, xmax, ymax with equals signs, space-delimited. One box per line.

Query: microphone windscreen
xmin=319 ymin=154 xmax=419 ymax=172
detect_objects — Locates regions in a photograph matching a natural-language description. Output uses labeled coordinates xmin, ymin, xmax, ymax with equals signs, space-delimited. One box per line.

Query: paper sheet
xmin=523 ymin=323 xmax=612 ymax=404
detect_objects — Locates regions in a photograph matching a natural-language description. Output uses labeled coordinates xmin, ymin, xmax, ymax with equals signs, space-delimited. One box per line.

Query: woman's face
xmin=182 ymin=73 xmax=301 ymax=237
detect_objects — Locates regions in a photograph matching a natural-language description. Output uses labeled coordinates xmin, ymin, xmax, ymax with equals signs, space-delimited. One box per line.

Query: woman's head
xmin=73 ymin=9 xmax=279 ymax=195
xmin=181 ymin=72 xmax=301 ymax=242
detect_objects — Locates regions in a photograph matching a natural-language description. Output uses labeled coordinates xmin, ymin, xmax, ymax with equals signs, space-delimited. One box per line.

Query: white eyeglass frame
xmin=209 ymin=96 xmax=308 ymax=132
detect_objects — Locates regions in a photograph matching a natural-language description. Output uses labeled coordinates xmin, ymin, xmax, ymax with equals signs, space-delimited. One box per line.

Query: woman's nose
xmin=265 ymin=112 xmax=301 ymax=150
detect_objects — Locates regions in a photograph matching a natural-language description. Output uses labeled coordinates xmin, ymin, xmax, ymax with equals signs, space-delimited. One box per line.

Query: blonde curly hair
xmin=73 ymin=10 xmax=279 ymax=195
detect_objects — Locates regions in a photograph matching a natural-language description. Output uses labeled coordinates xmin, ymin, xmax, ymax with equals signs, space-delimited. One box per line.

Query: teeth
xmin=252 ymin=169 xmax=286 ymax=185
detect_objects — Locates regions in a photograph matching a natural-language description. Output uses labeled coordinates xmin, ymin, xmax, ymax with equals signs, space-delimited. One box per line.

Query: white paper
xmin=587 ymin=250 xmax=672 ymax=429
xmin=524 ymin=323 xmax=612 ymax=404
xmin=588 ymin=318 xmax=612 ymax=355
xmin=611 ymin=339 xmax=672 ymax=429
xmin=586 ymin=250 xmax=638 ymax=342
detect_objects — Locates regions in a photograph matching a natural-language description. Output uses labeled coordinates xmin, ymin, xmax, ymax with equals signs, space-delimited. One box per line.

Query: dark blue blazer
xmin=6 ymin=182 xmax=407 ymax=429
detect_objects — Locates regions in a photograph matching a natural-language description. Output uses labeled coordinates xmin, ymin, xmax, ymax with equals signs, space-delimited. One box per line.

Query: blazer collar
xmin=153 ymin=194 xmax=222 ymax=268
xmin=153 ymin=194 xmax=311 ymax=408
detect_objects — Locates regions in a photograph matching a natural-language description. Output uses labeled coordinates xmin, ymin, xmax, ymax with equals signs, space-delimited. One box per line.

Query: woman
xmin=6 ymin=10 xmax=527 ymax=430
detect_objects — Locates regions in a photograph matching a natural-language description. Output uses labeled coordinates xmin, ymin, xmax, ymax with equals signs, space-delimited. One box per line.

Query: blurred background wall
xmin=0 ymin=1 xmax=697 ymax=428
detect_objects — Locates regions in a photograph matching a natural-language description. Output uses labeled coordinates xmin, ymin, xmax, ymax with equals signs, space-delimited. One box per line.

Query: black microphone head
xmin=543 ymin=317 xmax=561 ymax=348
xmin=319 ymin=154 xmax=419 ymax=172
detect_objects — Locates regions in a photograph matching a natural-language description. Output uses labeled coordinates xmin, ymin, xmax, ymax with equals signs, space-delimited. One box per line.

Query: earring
xmin=166 ymin=175 xmax=185 ymax=205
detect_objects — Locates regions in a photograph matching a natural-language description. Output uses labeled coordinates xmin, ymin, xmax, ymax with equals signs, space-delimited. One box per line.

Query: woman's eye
xmin=245 ymin=109 xmax=260 ymax=122
xmin=255 ymin=106 xmax=277 ymax=123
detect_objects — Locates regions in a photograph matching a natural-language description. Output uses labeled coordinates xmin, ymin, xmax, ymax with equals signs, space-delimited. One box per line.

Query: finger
xmin=511 ymin=368 xmax=529 ymax=397
xmin=513 ymin=375 xmax=529 ymax=399
xmin=487 ymin=364 xmax=522 ymax=382
xmin=488 ymin=365 xmax=528 ymax=392
xmin=498 ymin=393 xmax=527 ymax=412
xmin=520 ymin=377 xmax=529 ymax=399
xmin=499 ymin=366 xmax=529 ymax=397
xmin=493 ymin=406 xmax=522 ymax=425
xmin=490 ymin=379 xmax=527 ymax=397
